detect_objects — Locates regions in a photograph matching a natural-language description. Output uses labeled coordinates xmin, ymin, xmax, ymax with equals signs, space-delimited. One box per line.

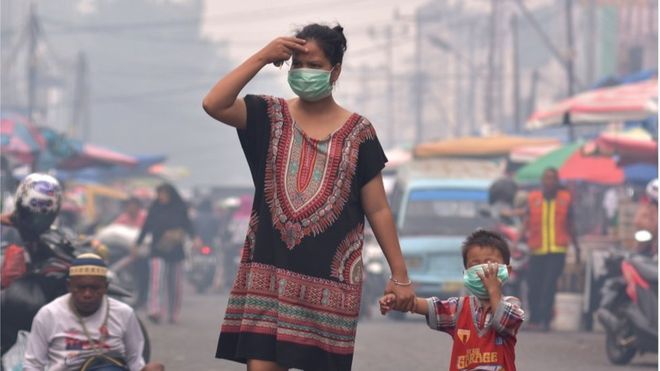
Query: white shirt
xmin=23 ymin=294 xmax=146 ymax=371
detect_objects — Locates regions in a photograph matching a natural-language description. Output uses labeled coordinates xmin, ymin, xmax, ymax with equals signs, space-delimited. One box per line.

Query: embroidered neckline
xmin=262 ymin=96 xmax=377 ymax=249
xmin=284 ymin=100 xmax=358 ymax=142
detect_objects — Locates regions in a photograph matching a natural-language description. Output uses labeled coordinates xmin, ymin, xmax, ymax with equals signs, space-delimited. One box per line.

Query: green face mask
xmin=463 ymin=264 xmax=509 ymax=299
xmin=287 ymin=68 xmax=333 ymax=102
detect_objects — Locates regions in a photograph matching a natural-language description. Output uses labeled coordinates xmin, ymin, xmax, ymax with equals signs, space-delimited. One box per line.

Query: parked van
xmin=389 ymin=159 xmax=502 ymax=304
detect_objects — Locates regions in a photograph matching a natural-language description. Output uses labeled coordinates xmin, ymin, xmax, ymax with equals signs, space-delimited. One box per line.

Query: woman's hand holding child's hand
xmin=384 ymin=279 xmax=416 ymax=312
xmin=379 ymin=294 xmax=397 ymax=315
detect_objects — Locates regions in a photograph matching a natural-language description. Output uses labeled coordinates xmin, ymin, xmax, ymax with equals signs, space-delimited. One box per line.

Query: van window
xmin=400 ymin=188 xmax=492 ymax=236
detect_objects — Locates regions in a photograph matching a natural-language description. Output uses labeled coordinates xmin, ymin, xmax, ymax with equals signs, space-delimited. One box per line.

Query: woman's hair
xmin=295 ymin=23 xmax=347 ymax=66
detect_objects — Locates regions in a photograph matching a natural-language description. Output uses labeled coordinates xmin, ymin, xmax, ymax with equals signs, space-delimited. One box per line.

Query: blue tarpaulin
xmin=624 ymin=163 xmax=658 ymax=184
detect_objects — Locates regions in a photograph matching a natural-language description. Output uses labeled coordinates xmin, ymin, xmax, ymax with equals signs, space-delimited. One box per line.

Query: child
xmin=380 ymin=230 xmax=525 ymax=371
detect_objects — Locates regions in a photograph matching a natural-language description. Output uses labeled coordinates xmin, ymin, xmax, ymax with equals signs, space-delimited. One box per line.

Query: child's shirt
xmin=425 ymin=295 xmax=525 ymax=371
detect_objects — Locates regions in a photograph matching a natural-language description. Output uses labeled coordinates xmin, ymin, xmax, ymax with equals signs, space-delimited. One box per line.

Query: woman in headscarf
xmin=134 ymin=183 xmax=198 ymax=324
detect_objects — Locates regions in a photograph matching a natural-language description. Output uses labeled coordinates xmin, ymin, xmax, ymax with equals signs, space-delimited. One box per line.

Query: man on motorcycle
xmin=23 ymin=253 xmax=164 ymax=371
xmin=1 ymin=174 xmax=63 ymax=287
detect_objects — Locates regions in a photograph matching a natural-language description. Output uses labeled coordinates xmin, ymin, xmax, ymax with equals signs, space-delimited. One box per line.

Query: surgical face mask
xmin=287 ymin=67 xmax=333 ymax=102
xmin=463 ymin=264 xmax=509 ymax=299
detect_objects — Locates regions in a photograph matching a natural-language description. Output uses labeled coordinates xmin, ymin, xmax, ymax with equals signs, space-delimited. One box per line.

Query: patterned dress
xmin=215 ymin=95 xmax=387 ymax=371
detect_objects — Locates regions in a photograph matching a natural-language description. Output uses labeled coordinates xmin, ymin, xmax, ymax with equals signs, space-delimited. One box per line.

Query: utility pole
xmin=484 ymin=0 xmax=498 ymax=132
xmin=414 ymin=9 xmax=424 ymax=145
xmin=27 ymin=3 xmax=39 ymax=121
xmin=527 ymin=69 xmax=540 ymax=121
xmin=585 ymin=0 xmax=597 ymax=86
xmin=514 ymin=0 xmax=580 ymax=138
xmin=565 ymin=0 xmax=576 ymax=140
xmin=71 ymin=51 xmax=90 ymax=141
xmin=467 ymin=23 xmax=476 ymax=135
xmin=454 ymin=50 xmax=462 ymax=138
xmin=511 ymin=14 xmax=521 ymax=133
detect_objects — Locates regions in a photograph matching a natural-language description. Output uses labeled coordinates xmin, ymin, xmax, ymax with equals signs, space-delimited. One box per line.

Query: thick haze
xmin=5 ymin=0 xmax=645 ymax=187
xmin=1 ymin=0 xmax=424 ymax=188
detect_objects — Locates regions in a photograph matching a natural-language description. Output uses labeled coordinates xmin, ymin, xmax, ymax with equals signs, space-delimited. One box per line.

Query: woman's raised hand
xmin=256 ymin=37 xmax=308 ymax=66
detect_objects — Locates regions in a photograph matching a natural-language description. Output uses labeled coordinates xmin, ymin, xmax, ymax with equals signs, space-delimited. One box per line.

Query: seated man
xmin=23 ymin=253 xmax=164 ymax=371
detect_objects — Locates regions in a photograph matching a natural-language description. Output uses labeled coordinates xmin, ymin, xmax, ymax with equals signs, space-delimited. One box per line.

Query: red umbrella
xmin=594 ymin=129 xmax=657 ymax=165
xmin=517 ymin=143 xmax=624 ymax=185
xmin=526 ymin=79 xmax=658 ymax=129
xmin=559 ymin=149 xmax=624 ymax=185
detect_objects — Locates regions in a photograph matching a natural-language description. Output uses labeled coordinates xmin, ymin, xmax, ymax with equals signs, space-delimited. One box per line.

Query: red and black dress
xmin=215 ymin=95 xmax=387 ymax=371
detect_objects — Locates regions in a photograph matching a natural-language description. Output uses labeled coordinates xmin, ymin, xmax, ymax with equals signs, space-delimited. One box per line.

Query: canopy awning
xmin=526 ymin=79 xmax=658 ymax=129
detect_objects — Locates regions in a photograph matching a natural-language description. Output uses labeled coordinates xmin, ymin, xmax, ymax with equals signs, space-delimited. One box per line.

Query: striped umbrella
xmin=526 ymin=79 xmax=658 ymax=129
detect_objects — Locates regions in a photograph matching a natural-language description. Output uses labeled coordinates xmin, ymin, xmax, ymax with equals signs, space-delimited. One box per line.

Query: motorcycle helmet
xmin=646 ymin=179 xmax=658 ymax=204
xmin=12 ymin=173 xmax=62 ymax=239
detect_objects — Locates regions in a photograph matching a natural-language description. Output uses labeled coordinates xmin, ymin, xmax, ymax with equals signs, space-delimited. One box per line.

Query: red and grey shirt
xmin=425 ymin=295 xmax=525 ymax=371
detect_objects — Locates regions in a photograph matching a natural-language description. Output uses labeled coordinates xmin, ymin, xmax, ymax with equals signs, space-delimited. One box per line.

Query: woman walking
xmin=134 ymin=183 xmax=197 ymax=324
xmin=203 ymin=23 xmax=414 ymax=371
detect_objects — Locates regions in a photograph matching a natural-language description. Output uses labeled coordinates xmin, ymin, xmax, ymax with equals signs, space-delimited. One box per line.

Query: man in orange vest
xmin=523 ymin=167 xmax=580 ymax=331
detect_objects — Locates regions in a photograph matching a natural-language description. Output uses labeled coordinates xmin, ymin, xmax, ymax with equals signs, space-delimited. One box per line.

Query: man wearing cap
xmin=23 ymin=253 xmax=164 ymax=371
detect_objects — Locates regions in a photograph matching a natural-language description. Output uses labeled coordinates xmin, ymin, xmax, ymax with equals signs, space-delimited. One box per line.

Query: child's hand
xmin=379 ymin=293 xmax=397 ymax=315
xmin=476 ymin=262 xmax=503 ymax=301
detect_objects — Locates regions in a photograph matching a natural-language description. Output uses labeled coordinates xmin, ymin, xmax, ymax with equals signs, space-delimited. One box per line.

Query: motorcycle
xmin=187 ymin=242 xmax=217 ymax=294
xmin=596 ymin=239 xmax=657 ymax=365
xmin=0 ymin=228 xmax=151 ymax=363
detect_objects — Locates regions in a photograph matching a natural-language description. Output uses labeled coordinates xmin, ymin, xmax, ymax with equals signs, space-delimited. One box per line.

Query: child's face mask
xmin=463 ymin=264 xmax=509 ymax=299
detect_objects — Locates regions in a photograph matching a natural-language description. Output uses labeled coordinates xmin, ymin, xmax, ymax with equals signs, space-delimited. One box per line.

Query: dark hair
xmin=461 ymin=229 xmax=511 ymax=267
xmin=153 ymin=183 xmax=187 ymax=212
xmin=543 ymin=167 xmax=559 ymax=177
xmin=295 ymin=23 xmax=347 ymax=66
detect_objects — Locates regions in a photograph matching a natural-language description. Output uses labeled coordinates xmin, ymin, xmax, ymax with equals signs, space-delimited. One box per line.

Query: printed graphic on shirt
xmin=456 ymin=348 xmax=501 ymax=370
xmin=63 ymin=328 xmax=111 ymax=367
xmin=457 ymin=329 xmax=471 ymax=344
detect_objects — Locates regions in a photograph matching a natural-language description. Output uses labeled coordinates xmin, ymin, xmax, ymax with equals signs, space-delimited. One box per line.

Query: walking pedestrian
xmin=380 ymin=230 xmax=525 ymax=371
xmin=203 ymin=23 xmax=414 ymax=371
xmin=133 ymin=184 xmax=199 ymax=324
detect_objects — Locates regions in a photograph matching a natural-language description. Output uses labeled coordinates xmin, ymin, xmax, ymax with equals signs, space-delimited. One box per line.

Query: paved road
xmin=142 ymin=290 xmax=657 ymax=370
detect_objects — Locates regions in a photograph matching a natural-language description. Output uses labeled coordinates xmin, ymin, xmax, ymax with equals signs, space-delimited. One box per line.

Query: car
xmin=389 ymin=160 xmax=501 ymax=314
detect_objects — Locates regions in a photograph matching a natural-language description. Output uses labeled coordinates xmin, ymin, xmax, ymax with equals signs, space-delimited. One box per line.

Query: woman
xmin=203 ymin=23 xmax=414 ymax=371
xmin=134 ymin=183 xmax=197 ymax=324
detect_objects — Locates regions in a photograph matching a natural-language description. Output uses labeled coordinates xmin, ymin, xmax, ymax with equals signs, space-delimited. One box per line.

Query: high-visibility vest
xmin=526 ymin=190 xmax=572 ymax=254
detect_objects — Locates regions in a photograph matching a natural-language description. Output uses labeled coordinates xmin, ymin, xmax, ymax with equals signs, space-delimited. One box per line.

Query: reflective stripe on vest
xmin=528 ymin=190 xmax=571 ymax=254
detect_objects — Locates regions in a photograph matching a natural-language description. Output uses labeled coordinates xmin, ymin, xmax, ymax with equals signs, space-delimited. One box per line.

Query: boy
xmin=380 ymin=230 xmax=525 ymax=371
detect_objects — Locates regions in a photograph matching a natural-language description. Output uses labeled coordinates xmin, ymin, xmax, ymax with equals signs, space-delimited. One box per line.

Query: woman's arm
xmin=361 ymin=174 xmax=414 ymax=311
xmin=202 ymin=37 xmax=308 ymax=129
